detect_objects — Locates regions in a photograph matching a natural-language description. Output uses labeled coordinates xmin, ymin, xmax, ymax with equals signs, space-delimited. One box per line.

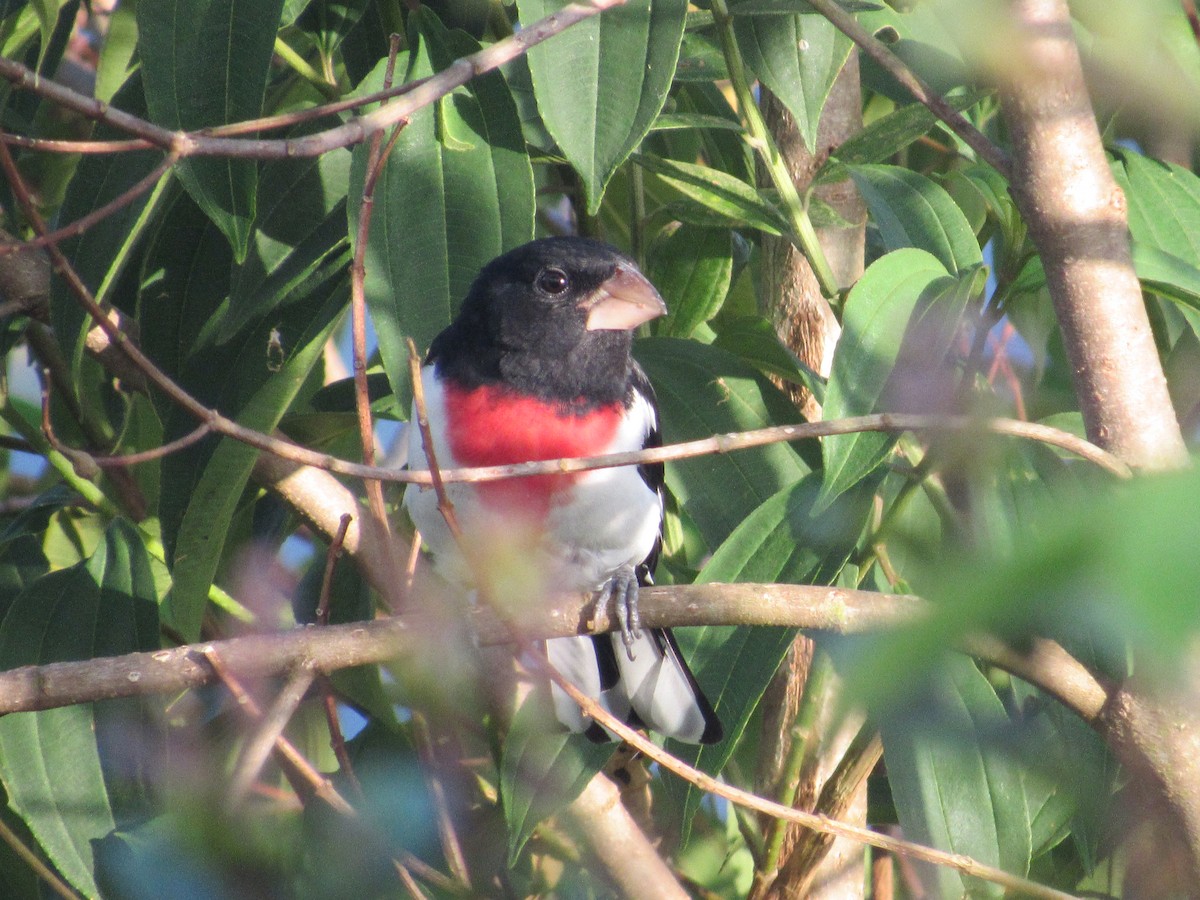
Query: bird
xmin=403 ymin=236 xmax=722 ymax=745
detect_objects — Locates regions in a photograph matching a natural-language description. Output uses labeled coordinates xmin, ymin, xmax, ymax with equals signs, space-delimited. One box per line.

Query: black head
xmin=430 ymin=237 xmax=666 ymax=404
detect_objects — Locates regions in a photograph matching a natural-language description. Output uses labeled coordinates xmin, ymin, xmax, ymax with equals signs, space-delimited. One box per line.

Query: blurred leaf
xmin=822 ymin=249 xmax=976 ymax=505
xmin=880 ymin=656 xmax=1032 ymax=898
xmin=848 ymin=163 xmax=983 ymax=274
xmin=647 ymin=224 xmax=733 ymax=337
xmin=1113 ymin=148 xmax=1200 ymax=266
xmin=137 ymin=0 xmax=286 ymax=259
xmin=350 ymin=9 xmax=535 ymax=398
xmin=634 ymin=153 xmax=788 ymax=234
xmin=1131 ymin=240 xmax=1200 ymax=313
xmin=733 ymin=1 xmax=852 ymax=151
xmin=0 ymin=520 xmax=159 ymax=898
xmin=635 ymin=337 xmax=812 ymax=552
xmin=519 ymin=0 xmax=687 ymax=212
xmin=499 ymin=687 xmax=614 ymax=862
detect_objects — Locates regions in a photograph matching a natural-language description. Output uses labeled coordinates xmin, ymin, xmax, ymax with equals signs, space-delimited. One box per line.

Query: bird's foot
xmin=605 ymin=565 xmax=642 ymax=661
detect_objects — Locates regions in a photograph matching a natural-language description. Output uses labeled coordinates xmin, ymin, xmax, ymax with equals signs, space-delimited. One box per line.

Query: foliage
xmin=0 ymin=0 xmax=1199 ymax=897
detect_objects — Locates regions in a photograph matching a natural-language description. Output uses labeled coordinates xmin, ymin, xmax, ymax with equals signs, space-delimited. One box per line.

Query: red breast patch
xmin=443 ymin=383 xmax=623 ymax=518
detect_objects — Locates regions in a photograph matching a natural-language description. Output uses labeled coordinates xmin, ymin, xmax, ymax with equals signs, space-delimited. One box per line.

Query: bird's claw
xmin=607 ymin=567 xmax=642 ymax=662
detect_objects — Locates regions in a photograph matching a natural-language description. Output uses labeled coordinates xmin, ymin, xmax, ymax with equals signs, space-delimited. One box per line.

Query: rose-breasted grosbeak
xmin=404 ymin=237 xmax=722 ymax=744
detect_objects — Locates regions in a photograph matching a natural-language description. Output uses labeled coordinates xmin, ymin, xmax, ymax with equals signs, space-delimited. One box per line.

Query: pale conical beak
xmin=581 ymin=262 xmax=668 ymax=332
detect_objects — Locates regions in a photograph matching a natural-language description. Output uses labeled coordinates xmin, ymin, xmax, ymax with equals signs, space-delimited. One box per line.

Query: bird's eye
xmin=535 ymin=267 xmax=570 ymax=296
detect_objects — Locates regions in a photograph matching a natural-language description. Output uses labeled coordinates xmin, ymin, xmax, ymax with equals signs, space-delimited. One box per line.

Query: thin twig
xmin=93 ymin=423 xmax=212 ymax=467
xmin=0 ymin=434 xmax=36 ymax=454
xmin=349 ymin=35 xmax=404 ymax=610
xmin=0 ymin=149 xmax=177 ymax=255
xmin=316 ymin=514 xmax=354 ymax=624
xmin=227 ymin=664 xmax=318 ymax=810
xmin=406 ymin=339 xmax=465 ymax=539
xmin=0 ymin=0 xmax=626 ymax=160
xmin=202 ymin=647 xmax=354 ymax=815
xmin=0 ymin=815 xmax=82 ymax=900
xmin=530 ymin=646 xmax=1078 ymax=900
xmin=315 ymin=514 xmax=364 ymax=798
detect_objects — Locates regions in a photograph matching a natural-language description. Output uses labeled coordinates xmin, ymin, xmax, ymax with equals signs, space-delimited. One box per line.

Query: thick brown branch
xmin=0 ymin=584 xmax=923 ymax=715
xmin=997 ymin=0 xmax=1187 ymax=470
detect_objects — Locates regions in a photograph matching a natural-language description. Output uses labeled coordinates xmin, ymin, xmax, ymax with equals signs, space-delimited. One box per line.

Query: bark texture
xmin=998 ymin=0 xmax=1187 ymax=470
xmin=754 ymin=52 xmax=868 ymax=900
xmin=998 ymin=0 xmax=1198 ymax=887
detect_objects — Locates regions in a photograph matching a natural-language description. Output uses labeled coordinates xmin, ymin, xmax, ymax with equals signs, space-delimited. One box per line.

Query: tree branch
xmin=997 ymin=0 xmax=1187 ymax=471
xmin=0 ymin=584 xmax=922 ymax=715
xmin=994 ymin=0 xmax=1197 ymax=883
xmin=0 ymin=0 xmax=626 ymax=161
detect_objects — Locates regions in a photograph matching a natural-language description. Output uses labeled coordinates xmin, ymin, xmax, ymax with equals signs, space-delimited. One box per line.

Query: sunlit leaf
xmin=0 ymin=521 xmax=159 ymax=898
xmin=635 ymin=337 xmax=812 ymax=552
xmin=733 ymin=0 xmax=852 ymax=150
xmin=821 ymin=249 xmax=979 ymax=505
xmin=519 ymin=0 xmax=687 ymax=212
xmin=350 ymin=9 xmax=535 ymax=397
xmin=648 ymin=224 xmax=733 ymax=338
xmin=848 ymin=163 xmax=983 ymax=274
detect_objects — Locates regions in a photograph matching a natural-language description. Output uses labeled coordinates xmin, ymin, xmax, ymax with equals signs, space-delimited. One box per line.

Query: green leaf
xmin=733 ymin=0 xmax=852 ymax=151
xmin=819 ymin=90 xmax=988 ymax=183
xmin=711 ymin=314 xmax=826 ymax=401
xmin=1132 ymin=240 xmax=1200 ymax=312
xmin=499 ymin=687 xmax=613 ymax=862
xmin=137 ymin=0 xmax=286 ymax=259
xmin=1114 ymin=148 xmax=1200 ymax=267
xmin=635 ymin=337 xmax=812 ymax=552
xmin=221 ymin=141 xmax=352 ymax=338
xmin=848 ymin=164 xmax=983 ymax=274
xmin=350 ymin=9 xmax=535 ymax=397
xmin=880 ymin=656 xmax=1032 ymax=897
xmin=651 ymin=112 xmax=744 ymax=132
xmin=161 ymin=271 xmax=346 ymax=639
xmin=647 ymin=224 xmax=733 ymax=337
xmin=670 ymin=82 xmax=754 ymax=184
xmin=676 ymin=30 xmax=730 ymax=83
xmin=0 ymin=492 xmax=58 ymax=617
xmin=821 ymin=249 xmax=977 ymax=504
xmin=49 ymin=74 xmax=167 ymax=384
xmin=0 ymin=520 xmax=159 ymax=898
xmin=634 ymin=153 xmax=789 ymax=235
xmin=142 ymin=187 xmax=347 ymax=639
xmin=519 ymin=0 xmax=687 ymax=212
xmin=665 ymin=473 xmax=876 ymax=833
